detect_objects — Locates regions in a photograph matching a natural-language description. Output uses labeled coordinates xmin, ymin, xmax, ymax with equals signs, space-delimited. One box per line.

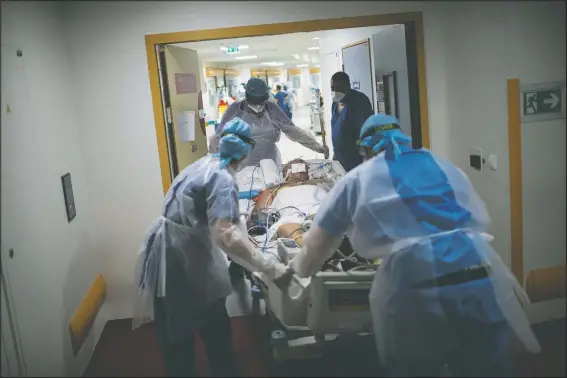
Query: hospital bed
xmin=235 ymin=159 xmax=378 ymax=361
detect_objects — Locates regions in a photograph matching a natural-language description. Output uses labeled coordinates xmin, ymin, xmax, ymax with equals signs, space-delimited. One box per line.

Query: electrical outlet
xmin=469 ymin=146 xmax=483 ymax=172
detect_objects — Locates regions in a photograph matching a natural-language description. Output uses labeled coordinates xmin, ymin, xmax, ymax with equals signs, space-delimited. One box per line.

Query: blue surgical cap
xmin=218 ymin=117 xmax=252 ymax=168
xmin=359 ymin=114 xmax=411 ymax=159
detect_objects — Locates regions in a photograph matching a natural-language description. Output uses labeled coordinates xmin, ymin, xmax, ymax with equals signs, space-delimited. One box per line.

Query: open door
xmin=158 ymin=45 xmax=207 ymax=179
xmin=341 ymin=39 xmax=375 ymax=112
xmin=371 ymin=23 xmax=422 ymax=148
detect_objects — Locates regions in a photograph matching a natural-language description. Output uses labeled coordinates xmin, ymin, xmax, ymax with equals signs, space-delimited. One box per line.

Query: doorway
xmin=146 ymin=12 xmax=430 ymax=193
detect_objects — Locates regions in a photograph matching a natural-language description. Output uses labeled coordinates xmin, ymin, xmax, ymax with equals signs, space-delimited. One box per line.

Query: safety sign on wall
xmin=521 ymin=81 xmax=565 ymax=123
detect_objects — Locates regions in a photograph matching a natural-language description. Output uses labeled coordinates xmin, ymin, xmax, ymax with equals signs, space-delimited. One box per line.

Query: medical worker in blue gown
xmin=288 ymin=114 xmax=541 ymax=377
xmin=132 ymin=118 xmax=291 ymax=377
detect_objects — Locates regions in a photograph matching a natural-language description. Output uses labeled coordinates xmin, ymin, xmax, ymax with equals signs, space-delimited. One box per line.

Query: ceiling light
xmin=271 ymin=62 xmax=284 ymax=66
xmin=313 ymin=37 xmax=319 ymax=40
xmin=235 ymin=55 xmax=257 ymax=60
xmin=308 ymin=47 xmax=320 ymax=50
xmin=297 ymin=64 xmax=308 ymax=68
xmin=314 ymin=64 xmax=320 ymax=67
xmin=261 ymin=61 xmax=278 ymax=65
xmin=292 ymin=54 xmax=300 ymax=60
xmin=220 ymin=46 xmax=228 ymax=51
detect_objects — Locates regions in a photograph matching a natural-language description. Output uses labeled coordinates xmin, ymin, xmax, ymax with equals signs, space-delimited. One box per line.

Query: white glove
xmin=272 ymin=265 xmax=294 ymax=291
xmin=213 ymin=219 xmax=289 ymax=280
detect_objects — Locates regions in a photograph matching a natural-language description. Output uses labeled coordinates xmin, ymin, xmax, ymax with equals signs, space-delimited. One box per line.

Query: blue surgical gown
xmin=294 ymin=145 xmax=541 ymax=372
xmin=274 ymin=90 xmax=291 ymax=118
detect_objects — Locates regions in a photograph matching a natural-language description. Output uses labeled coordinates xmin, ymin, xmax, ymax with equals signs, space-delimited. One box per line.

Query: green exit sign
xmin=520 ymin=82 xmax=565 ymax=123
xmin=227 ymin=47 xmax=240 ymax=54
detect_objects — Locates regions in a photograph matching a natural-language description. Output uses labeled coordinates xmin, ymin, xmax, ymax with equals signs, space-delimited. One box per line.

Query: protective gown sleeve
xmin=268 ymin=103 xmax=324 ymax=152
xmin=206 ymin=172 xmax=287 ymax=280
xmin=290 ymin=177 xmax=356 ymax=278
xmin=212 ymin=218 xmax=287 ymax=280
xmin=208 ymin=102 xmax=242 ymax=154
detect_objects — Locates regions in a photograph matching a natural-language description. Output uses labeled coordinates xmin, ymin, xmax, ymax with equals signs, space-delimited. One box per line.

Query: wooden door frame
xmin=145 ymin=11 xmax=431 ymax=193
xmin=507 ymin=78 xmax=566 ymax=302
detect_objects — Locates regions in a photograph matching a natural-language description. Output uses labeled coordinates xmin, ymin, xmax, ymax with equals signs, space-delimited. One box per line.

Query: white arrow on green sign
xmin=523 ymin=89 xmax=562 ymax=116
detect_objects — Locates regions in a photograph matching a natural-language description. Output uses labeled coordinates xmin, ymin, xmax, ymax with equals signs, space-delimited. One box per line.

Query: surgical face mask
xmin=331 ymin=91 xmax=346 ymax=102
xmin=248 ymin=104 xmax=265 ymax=113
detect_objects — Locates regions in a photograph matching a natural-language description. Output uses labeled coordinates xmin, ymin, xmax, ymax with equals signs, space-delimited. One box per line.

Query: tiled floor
xmin=84 ymin=282 xmax=565 ymax=378
xmin=276 ymin=105 xmax=332 ymax=164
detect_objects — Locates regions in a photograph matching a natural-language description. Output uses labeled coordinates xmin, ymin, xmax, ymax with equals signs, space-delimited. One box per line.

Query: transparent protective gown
xmin=209 ymin=100 xmax=322 ymax=169
xmin=290 ymin=148 xmax=541 ymax=367
xmin=132 ymin=155 xmax=286 ymax=343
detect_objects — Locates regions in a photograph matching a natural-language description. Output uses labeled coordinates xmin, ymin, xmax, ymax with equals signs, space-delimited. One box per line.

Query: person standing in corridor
xmin=274 ymin=85 xmax=292 ymax=119
xmin=330 ymin=71 xmax=373 ymax=172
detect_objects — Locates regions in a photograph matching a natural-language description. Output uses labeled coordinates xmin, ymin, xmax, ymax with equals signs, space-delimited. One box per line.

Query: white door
xmin=1 ymin=45 xmax=30 ymax=377
xmin=341 ymin=39 xmax=374 ymax=112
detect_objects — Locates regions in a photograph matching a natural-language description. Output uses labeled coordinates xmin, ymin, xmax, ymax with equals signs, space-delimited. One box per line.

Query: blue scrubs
xmin=274 ymin=91 xmax=292 ymax=119
xmin=331 ymin=89 xmax=373 ymax=171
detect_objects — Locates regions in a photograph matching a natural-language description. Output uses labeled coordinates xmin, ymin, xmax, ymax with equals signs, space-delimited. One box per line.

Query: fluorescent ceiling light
xmin=235 ymin=55 xmax=257 ymax=60
xmin=261 ymin=61 xmax=284 ymax=66
xmin=312 ymin=37 xmax=319 ymax=40
xmin=297 ymin=64 xmax=308 ymax=68
xmin=220 ymin=46 xmax=228 ymax=51
xmin=308 ymin=47 xmax=320 ymax=50
xmin=314 ymin=64 xmax=320 ymax=67
xmin=292 ymin=54 xmax=300 ymax=60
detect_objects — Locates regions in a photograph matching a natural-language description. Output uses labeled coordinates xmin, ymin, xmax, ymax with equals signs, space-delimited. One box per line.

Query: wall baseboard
xmin=526 ymin=265 xmax=566 ymax=303
xmin=69 ymin=274 xmax=107 ymax=356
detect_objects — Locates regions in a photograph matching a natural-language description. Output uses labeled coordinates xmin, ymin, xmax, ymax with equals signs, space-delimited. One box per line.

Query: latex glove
xmin=272 ymin=265 xmax=294 ymax=291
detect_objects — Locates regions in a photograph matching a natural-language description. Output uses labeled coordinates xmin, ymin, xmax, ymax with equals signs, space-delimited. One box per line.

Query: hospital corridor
xmin=1 ymin=1 xmax=566 ymax=377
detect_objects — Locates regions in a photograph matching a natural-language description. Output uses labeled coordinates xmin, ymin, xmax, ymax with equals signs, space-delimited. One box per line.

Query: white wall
xmin=441 ymin=1 xmax=566 ymax=322
xmin=58 ymin=0 xmax=565 ymax=324
xmin=1 ymin=1 xmax=106 ymax=376
xmin=237 ymin=67 xmax=252 ymax=87
xmin=299 ymin=66 xmax=312 ymax=106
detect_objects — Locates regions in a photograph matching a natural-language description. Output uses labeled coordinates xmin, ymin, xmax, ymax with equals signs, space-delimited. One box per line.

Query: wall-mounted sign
xmin=175 ymin=73 xmax=197 ymax=94
xmin=521 ymin=81 xmax=565 ymax=123
xmin=227 ymin=47 xmax=240 ymax=54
